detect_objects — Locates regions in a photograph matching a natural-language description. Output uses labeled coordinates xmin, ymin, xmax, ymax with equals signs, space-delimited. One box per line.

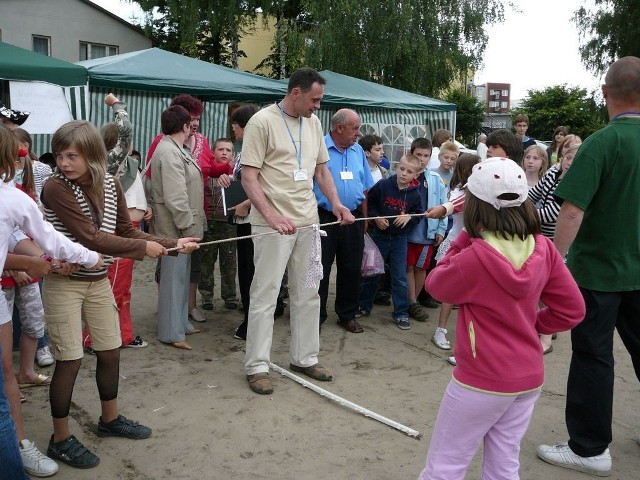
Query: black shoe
xmin=47 ymin=435 xmax=100 ymax=469
xmin=234 ymin=321 xmax=247 ymax=340
xmin=419 ymin=297 xmax=440 ymax=309
xmin=97 ymin=415 xmax=151 ymax=439
xmin=374 ymin=292 xmax=391 ymax=306
xmin=274 ymin=299 xmax=286 ymax=318
xmin=201 ymin=301 xmax=214 ymax=311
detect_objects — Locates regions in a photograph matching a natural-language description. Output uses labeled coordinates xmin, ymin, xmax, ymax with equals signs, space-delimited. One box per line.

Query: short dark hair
xmin=161 ymin=105 xmax=190 ymax=135
xmin=432 ymin=129 xmax=452 ymax=148
xmin=359 ymin=134 xmax=383 ymax=152
xmin=464 ymin=190 xmax=540 ymax=240
xmin=100 ymin=123 xmax=118 ymax=151
xmin=486 ymin=129 xmax=523 ymax=165
xmin=288 ymin=67 xmax=326 ymax=93
xmin=410 ymin=137 xmax=433 ymax=153
xmin=170 ymin=94 xmax=204 ymax=117
xmin=513 ymin=113 xmax=529 ymax=125
xmin=230 ymin=104 xmax=259 ymax=129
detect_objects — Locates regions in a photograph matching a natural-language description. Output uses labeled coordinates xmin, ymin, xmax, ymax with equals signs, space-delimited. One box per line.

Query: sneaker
xmin=97 ymin=415 xmax=152 ymax=439
xmin=36 ymin=346 xmax=55 ymax=367
xmin=20 ymin=438 xmax=59 ymax=477
xmin=408 ymin=302 xmax=429 ymax=322
xmin=537 ymin=443 xmax=611 ymax=477
xmin=85 ymin=346 xmax=95 ymax=356
xmin=123 ymin=336 xmax=148 ymax=348
xmin=47 ymin=435 xmax=99 ymax=469
xmin=354 ymin=307 xmax=370 ymax=319
xmin=395 ymin=317 xmax=411 ymax=330
xmin=447 ymin=356 xmax=457 ymax=366
xmin=189 ymin=308 xmax=206 ymax=323
xmin=431 ymin=327 xmax=451 ymax=350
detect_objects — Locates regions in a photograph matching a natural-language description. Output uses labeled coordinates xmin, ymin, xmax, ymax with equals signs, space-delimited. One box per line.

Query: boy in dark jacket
xmin=358 ymin=154 xmax=423 ymax=330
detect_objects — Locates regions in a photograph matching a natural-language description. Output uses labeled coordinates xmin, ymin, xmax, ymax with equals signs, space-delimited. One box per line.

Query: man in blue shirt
xmin=314 ymin=109 xmax=374 ymax=333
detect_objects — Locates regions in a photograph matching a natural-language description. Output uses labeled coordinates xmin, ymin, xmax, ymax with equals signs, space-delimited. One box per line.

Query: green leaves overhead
xmin=512 ymin=85 xmax=606 ymax=140
xmin=574 ymin=0 xmax=640 ymax=75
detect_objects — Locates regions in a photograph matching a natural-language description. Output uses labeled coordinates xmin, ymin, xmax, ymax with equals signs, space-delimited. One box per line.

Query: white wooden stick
xmin=269 ymin=362 xmax=422 ymax=440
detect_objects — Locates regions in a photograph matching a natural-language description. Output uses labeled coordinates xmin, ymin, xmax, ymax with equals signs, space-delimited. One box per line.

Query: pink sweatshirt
xmin=426 ymin=231 xmax=585 ymax=393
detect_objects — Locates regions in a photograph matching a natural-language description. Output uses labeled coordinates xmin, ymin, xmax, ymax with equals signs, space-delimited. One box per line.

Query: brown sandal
xmin=337 ymin=319 xmax=364 ymax=333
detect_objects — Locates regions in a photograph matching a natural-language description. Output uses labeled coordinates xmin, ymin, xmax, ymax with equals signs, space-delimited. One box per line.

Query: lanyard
xmin=611 ymin=111 xmax=640 ymax=119
xmin=278 ymin=102 xmax=303 ymax=169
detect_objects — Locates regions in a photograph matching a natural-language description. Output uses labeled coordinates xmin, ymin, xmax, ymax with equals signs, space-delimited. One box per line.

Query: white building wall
xmin=0 ymin=0 xmax=151 ymax=63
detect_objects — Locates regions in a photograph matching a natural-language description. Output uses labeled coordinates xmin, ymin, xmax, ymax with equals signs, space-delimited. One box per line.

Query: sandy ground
xmin=17 ymin=258 xmax=640 ymax=479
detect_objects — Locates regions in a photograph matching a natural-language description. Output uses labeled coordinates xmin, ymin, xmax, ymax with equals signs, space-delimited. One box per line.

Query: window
xmin=489 ymin=101 xmax=499 ymax=108
xmin=79 ymin=42 xmax=118 ymax=61
xmin=501 ymin=101 xmax=508 ymax=109
xmin=33 ymin=35 xmax=51 ymax=56
xmin=502 ymin=89 xmax=509 ymax=96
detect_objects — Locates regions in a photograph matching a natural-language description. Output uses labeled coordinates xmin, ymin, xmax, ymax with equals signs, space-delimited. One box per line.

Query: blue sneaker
xmin=395 ymin=317 xmax=410 ymax=330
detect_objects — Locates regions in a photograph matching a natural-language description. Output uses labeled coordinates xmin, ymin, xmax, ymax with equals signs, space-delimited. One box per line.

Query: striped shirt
xmin=527 ymin=165 xmax=563 ymax=239
xmin=43 ymin=173 xmax=118 ymax=279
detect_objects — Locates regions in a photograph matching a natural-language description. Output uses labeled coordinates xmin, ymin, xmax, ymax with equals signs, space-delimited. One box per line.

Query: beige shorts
xmin=42 ymin=275 xmax=121 ymax=361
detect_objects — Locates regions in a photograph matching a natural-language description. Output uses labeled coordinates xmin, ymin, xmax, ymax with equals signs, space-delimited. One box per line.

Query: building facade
xmin=0 ymin=0 xmax=151 ymax=63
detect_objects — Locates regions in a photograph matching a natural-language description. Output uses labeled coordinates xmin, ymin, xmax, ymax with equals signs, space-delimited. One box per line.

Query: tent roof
xmin=0 ymin=42 xmax=88 ymax=86
xmin=318 ymin=70 xmax=455 ymax=112
xmin=78 ymin=48 xmax=287 ymax=101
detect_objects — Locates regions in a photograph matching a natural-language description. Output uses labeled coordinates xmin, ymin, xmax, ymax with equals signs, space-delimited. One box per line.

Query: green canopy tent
xmin=0 ymin=41 xmax=89 ymax=154
xmin=304 ymin=71 xmax=457 ymax=165
xmin=0 ymin=41 xmax=88 ymax=87
xmin=78 ymin=48 xmax=288 ymax=156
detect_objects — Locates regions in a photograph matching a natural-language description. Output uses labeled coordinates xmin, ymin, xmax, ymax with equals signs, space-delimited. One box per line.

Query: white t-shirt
xmin=124 ymin=173 xmax=148 ymax=211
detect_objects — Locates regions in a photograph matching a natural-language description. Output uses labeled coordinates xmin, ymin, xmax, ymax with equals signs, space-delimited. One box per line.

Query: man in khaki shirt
xmin=241 ymin=68 xmax=354 ymax=394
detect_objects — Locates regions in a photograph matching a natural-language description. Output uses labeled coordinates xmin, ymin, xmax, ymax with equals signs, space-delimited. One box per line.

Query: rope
xmin=166 ymin=212 xmax=427 ymax=252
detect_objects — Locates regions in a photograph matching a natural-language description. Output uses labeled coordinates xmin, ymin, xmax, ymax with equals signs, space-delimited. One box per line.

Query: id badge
xmin=340 ymin=171 xmax=354 ymax=180
xmin=293 ymin=169 xmax=308 ymax=181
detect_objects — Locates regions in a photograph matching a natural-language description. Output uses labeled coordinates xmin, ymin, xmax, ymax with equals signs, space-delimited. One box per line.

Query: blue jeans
xmin=0 ymin=345 xmax=28 ymax=479
xmin=359 ymin=230 xmax=409 ymax=320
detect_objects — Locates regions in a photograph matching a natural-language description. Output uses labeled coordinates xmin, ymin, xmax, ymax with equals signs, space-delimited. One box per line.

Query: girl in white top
xmin=0 ymin=124 xmax=101 ymax=477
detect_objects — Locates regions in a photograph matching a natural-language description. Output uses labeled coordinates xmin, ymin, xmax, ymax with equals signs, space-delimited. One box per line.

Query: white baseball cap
xmin=466 ymin=157 xmax=528 ymax=210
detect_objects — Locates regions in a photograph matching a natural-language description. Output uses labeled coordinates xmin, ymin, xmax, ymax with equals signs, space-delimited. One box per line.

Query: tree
xmin=512 ymin=85 xmax=606 ymax=140
xmin=300 ymin=0 xmax=509 ymax=97
xmin=574 ymin=0 xmax=640 ymax=75
xmin=131 ymin=0 xmax=259 ymax=66
xmin=444 ymin=90 xmax=485 ymax=146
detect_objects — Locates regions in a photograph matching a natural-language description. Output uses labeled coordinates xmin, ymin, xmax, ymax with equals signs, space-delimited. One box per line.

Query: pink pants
xmin=419 ymin=380 xmax=540 ymax=480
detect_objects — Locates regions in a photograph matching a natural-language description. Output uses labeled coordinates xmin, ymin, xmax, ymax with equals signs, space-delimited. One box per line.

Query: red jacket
xmin=426 ymin=231 xmax=585 ymax=393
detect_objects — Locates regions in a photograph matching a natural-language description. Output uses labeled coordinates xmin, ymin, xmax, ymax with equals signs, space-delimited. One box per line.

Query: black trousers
xmin=236 ymin=222 xmax=255 ymax=326
xmin=566 ymin=288 xmax=640 ymax=457
xmin=318 ymin=208 xmax=365 ymax=325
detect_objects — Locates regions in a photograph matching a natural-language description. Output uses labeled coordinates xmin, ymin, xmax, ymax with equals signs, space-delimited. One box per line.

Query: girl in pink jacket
xmin=419 ymin=157 xmax=585 ymax=480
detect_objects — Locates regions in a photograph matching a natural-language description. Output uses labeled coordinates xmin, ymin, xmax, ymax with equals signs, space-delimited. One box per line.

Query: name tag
xmin=293 ymin=169 xmax=308 ymax=181
xmin=340 ymin=171 xmax=354 ymax=180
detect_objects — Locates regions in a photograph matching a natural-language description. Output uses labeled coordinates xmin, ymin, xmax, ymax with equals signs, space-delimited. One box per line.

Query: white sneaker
xmin=20 ymin=438 xmax=59 ymax=477
xmin=189 ymin=308 xmax=206 ymax=323
xmin=447 ymin=356 xmax=457 ymax=366
xmin=431 ymin=327 xmax=451 ymax=350
xmin=36 ymin=346 xmax=55 ymax=367
xmin=537 ymin=443 xmax=611 ymax=477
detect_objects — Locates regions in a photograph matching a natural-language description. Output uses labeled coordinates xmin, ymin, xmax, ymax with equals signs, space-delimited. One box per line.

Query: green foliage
xmin=131 ymin=0 xmax=258 ymax=66
xmin=574 ymin=0 xmax=640 ymax=75
xmin=300 ymin=0 xmax=508 ymax=97
xmin=444 ymin=90 xmax=485 ymax=145
xmin=512 ymin=85 xmax=606 ymax=140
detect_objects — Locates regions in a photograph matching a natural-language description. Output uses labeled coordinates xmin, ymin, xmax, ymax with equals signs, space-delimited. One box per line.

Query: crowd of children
xmin=0 ymin=88 xmax=591 ymax=479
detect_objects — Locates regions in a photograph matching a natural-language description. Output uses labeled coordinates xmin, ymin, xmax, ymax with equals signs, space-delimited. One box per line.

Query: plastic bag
xmin=361 ymin=233 xmax=385 ymax=277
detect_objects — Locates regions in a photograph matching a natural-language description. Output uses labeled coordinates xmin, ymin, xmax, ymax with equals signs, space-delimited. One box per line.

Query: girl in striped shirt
xmin=40 ymin=121 xmax=199 ymax=470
